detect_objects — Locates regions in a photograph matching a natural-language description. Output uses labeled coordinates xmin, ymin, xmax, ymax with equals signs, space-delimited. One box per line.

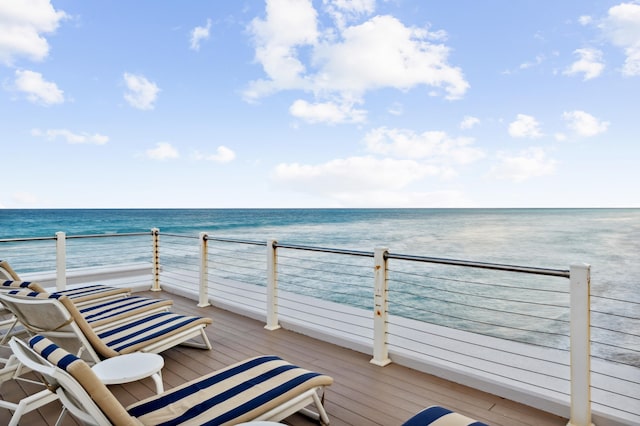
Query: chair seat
xmin=49 ymin=284 xmax=130 ymax=304
xmin=127 ymin=355 xmax=333 ymax=425
xmin=96 ymin=311 xmax=212 ymax=354
xmin=77 ymin=296 xmax=172 ymax=328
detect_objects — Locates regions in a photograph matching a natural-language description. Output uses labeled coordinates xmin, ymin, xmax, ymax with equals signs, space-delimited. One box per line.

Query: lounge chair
xmin=1 ymin=257 xmax=172 ymax=336
xmin=9 ymin=335 xmax=333 ymax=425
xmin=402 ymin=406 xmax=489 ymax=426
xmin=0 ymin=291 xmax=212 ymax=363
xmin=1 ymin=259 xmax=133 ymax=303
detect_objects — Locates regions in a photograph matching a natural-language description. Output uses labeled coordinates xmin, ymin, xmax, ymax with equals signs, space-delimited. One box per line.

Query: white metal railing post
xmin=265 ymin=239 xmax=281 ymax=330
xmin=150 ymin=228 xmax=161 ymax=292
xmin=567 ymin=263 xmax=594 ymax=426
xmin=55 ymin=231 xmax=67 ymax=291
xmin=198 ymin=232 xmax=211 ymax=307
xmin=371 ymin=247 xmax=391 ymax=366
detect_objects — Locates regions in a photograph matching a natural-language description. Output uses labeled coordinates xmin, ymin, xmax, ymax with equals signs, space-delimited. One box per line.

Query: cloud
xmin=123 ymin=73 xmax=160 ymax=110
xmin=272 ymin=156 xmax=435 ymax=194
xmin=12 ymin=69 xmax=64 ymax=105
xmin=578 ymin=15 xmax=593 ymax=26
xmin=519 ymin=54 xmax=545 ymax=70
xmin=145 ymin=142 xmax=179 ymax=160
xmin=387 ymin=102 xmax=403 ymax=116
xmin=0 ymin=0 xmax=67 ymax=65
xmin=459 ymin=115 xmax=480 ymax=130
xmin=488 ymin=147 xmax=557 ymax=182
xmin=245 ymin=0 xmax=469 ymax=121
xmin=193 ymin=146 xmax=236 ymax=163
xmin=562 ymin=110 xmax=609 ymax=137
xmin=563 ymin=48 xmax=605 ymax=80
xmin=271 ymin=155 xmax=478 ymax=207
xmin=31 ymin=128 xmax=108 ymax=144
xmin=323 ymin=0 xmax=376 ymax=29
xmin=363 ymin=127 xmax=484 ymax=167
xmin=508 ymin=114 xmax=543 ymax=138
xmin=11 ymin=192 xmax=38 ymax=205
xmin=601 ymin=2 xmax=640 ymax=76
xmin=289 ymin=99 xmax=366 ymax=124
xmin=190 ymin=18 xmax=212 ymax=51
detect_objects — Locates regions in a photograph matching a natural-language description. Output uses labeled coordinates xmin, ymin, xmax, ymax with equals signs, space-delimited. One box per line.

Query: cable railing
xmin=1 ymin=231 xmax=639 ymax=425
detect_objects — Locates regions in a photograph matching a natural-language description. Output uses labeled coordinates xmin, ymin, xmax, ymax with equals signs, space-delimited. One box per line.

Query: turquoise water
xmin=2 ymin=208 xmax=639 ymax=299
xmin=2 ymin=208 xmax=639 ymax=364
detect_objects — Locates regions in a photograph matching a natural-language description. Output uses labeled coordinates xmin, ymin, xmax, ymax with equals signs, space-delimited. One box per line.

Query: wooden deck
xmin=0 ymin=290 xmax=568 ymax=426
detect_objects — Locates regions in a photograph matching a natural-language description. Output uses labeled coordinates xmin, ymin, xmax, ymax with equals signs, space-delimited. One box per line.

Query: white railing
xmin=2 ymin=230 xmax=639 ymax=426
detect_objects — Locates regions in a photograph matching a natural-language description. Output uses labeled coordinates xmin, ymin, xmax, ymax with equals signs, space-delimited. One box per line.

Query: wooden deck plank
xmin=0 ymin=290 xmax=568 ymax=426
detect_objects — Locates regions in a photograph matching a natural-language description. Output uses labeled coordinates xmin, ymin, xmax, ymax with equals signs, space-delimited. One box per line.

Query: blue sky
xmin=1 ymin=0 xmax=639 ymax=208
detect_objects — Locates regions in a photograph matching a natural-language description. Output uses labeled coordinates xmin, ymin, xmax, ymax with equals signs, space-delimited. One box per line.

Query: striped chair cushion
xmin=127 ymin=355 xmax=333 ymax=425
xmin=50 ymin=284 xmax=130 ymax=303
xmin=1 ymin=280 xmax=32 ymax=290
xmin=402 ymin=406 xmax=488 ymax=426
xmin=77 ymin=296 xmax=172 ymax=327
xmin=93 ymin=311 xmax=212 ymax=355
xmin=28 ymin=335 xmax=139 ymax=425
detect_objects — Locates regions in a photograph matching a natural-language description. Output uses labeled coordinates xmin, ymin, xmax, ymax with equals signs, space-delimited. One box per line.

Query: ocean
xmin=1 ymin=208 xmax=639 ymax=300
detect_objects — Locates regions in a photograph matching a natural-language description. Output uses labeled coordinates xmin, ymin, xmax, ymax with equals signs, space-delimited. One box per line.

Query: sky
xmin=1 ymin=0 xmax=639 ymax=209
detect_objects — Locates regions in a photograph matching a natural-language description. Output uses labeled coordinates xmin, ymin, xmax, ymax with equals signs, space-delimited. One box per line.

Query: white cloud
xmin=145 ymin=142 xmax=179 ymax=160
xmin=123 ymin=73 xmax=160 ymax=110
xmin=289 ymin=99 xmax=366 ymax=124
xmin=13 ymin=69 xmax=64 ymax=105
xmin=601 ymin=2 xmax=640 ymax=76
xmin=363 ymin=127 xmax=484 ymax=168
xmin=460 ymin=115 xmax=480 ymax=130
xmin=11 ymin=192 xmax=38 ymax=205
xmin=190 ymin=19 xmax=212 ymax=51
xmin=310 ymin=15 xmax=468 ymax=99
xmin=387 ymin=102 xmax=403 ymax=116
xmin=271 ymin=155 xmax=478 ymax=207
xmin=245 ymin=1 xmax=469 ymax=120
xmin=193 ymin=146 xmax=236 ymax=163
xmin=326 ymin=188 xmax=472 ymax=208
xmin=508 ymin=114 xmax=543 ymax=138
xmin=563 ymin=48 xmax=605 ymax=80
xmin=555 ymin=132 xmax=567 ymax=141
xmin=562 ymin=110 xmax=609 ymax=137
xmin=579 ymin=15 xmax=593 ymax=26
xmin=0 ymin=0 xmax=67 ymax=65
xmin=519 ymin=54 xmax=545 ymax=70
xmin=246 ymin=0 xmax=319 ymax=98
xmin=323 ymin=0 xmax=375 ymax=29
xmin=488 ymin=147 xmax=557 ymax=182
xmin=31 ymin=128 xmax=108 ymax=145
xmin=272 ymin=156 xmax=434 ymax=194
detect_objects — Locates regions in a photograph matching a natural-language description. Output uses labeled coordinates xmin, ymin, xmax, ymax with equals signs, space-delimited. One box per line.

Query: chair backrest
xmin=0 ymin=291 xmax=106 ymax=362
xmin=8 ymin=336 xmax=136 ymax=426
xmin=0 ymin=260 xmax=21 ymax=280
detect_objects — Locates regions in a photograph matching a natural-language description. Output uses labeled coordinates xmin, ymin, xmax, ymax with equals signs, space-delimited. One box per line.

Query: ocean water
xmin=1 ymin=208 xmax=639 ymax=300
xmin=2 ymin=208 xmax=639 ymax=364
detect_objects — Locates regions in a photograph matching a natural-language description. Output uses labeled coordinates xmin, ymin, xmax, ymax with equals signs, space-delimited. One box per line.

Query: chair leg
xmin=298 ymin=389 xmax=330 ymax=425
xmin=7 ymin=389 xmax=59 ymax=426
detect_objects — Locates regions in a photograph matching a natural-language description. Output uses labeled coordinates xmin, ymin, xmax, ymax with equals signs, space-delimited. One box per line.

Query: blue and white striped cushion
xmin=402 ymin=406 xmax=489 ymax=426
xmin=128 ymin=355 xmax=333 ymax=425
xmin=50 ymin=284 xmax=130 ymax=302
xmin=96 ymin=311 xmax=210 ymax=354
xmin=78 ymin=296 xmax=171 ymax=327
xmin=1 ymin=280 xmax=32 ymax=289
